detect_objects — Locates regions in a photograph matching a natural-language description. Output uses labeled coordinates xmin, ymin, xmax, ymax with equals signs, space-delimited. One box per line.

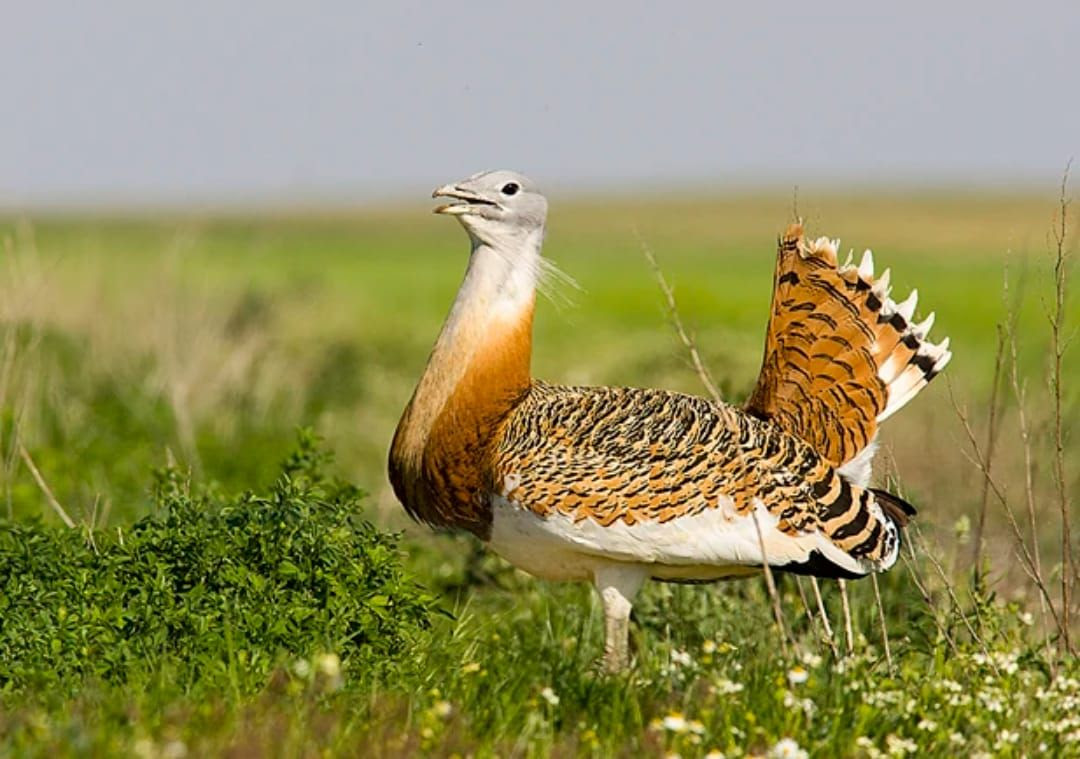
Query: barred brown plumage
xmin=388 ymin=170 xmax=952 ymax=672
xmin=746 ymin=224 xmax=951 ymax=469
xmin=491 ymin=383 xmax=901 ymax=571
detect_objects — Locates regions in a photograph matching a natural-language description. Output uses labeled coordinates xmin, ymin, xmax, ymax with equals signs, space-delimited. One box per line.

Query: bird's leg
xmin=602 ymin=587 xmax=632 ymax=673
xmin=593 ymin=565 xmax=648 ymax=674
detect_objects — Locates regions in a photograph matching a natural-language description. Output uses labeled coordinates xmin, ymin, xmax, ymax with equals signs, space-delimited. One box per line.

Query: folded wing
xmin=490 ymin=384 xmax=909 ymax=576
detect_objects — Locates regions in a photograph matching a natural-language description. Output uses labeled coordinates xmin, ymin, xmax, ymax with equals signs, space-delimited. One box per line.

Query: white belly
xmin=487 ymin=494 xmax=810 ymax=584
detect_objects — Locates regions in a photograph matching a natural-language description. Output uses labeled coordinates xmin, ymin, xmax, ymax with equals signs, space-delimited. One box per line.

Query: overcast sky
xmin=2 ymin=2 xmax=1078 ymax=208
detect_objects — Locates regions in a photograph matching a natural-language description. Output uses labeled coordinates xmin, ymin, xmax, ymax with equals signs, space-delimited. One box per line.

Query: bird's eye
xmin=501 ymin=182 xmax=520 ymax=196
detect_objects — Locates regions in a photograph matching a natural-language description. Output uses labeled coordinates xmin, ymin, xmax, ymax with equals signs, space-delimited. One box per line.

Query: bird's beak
xmin=432 ymin=184 xmax=497 ymax=215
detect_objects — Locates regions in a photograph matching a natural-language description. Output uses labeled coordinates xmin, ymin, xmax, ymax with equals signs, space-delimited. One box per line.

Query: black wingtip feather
xmin=775 ymin=549 xmax=865 ymax=580
xmin=871 ymin=488 xmax=917 ymax=527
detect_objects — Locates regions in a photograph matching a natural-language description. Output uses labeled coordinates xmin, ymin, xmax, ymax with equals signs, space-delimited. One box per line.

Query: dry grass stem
xmin=809 ymin=578 xmax=838 ymax=657
xmin=796 ymin=577 xmax=839 ymax=658
xmin=644 ymin=239 xmax=794 ymax=653
xmin=949 ymin=383 xmax=1071 ymax=652
xmin=902 ymin=547 xmax=961 ymax=659
xmin=18 ymin=442 xmax=75 ymax=529
xmin=1004 ymin=299 xmax=1051 ymax=629
xmin=837 ymin=579 xmax=855 ymax=656
xmin=870 ymin=574 xmax=893 ymax=674
xmin=751 ymin=509 xmax=791 ymax=657
xmin=913 ymin=525 xmax=998 ymax=675
xmin=1048 ymin=163 xmax=1073 ymax=652
xmin=970 ymin=324 xmax=1007 ymax=572
xmin=639 ymin=237 xmax=723 ymax=405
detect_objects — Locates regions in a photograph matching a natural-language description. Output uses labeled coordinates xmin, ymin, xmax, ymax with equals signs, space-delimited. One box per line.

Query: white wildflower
xmin=540 ymin=686 xmax=559 ymax=706
xmin=661 ymin=713 xmax=689 ymax=733
xmin=978 ymin=691 xmax=1005 ymax=713
xmin=946 ymin=692 xmax=972 ymax=707
xmin=993 ymin=650 xmax=1020 ymax=675
xmin=885 ymin=734 xmax=917 ymax=756
xmin=1019 ymin=611 xmax=1034 ymax=626
xmin=704 ymin=751 xmax=726 ymax=759
xmin=994 ymin=730 xmax=1019 ymax=750
xmin=767 ymin=737 xmax=808 ymax=759
xmin=863 ymin=689 xmax=902 ymax=707
xmin=800 ymin=651 xmax=823 ymax=668
xmin=702 ymin=639 xmax=717 ymax=655
xmin=787 ymin=666 xmax=809 ymax=685
xmin=671 ymin=649 xmax=693 ymax=668
xmin=293 ymin=658 xmax=311 ymax=679
xmin=431 ymin=700 xmax=453 ymax=719
xmin=949 ymin=732 xmax=965 ymax=746
xmin=713 ymin=678 xmax=744 ymax=695
xmin=917 ymin=718 xmax=937 ymax=731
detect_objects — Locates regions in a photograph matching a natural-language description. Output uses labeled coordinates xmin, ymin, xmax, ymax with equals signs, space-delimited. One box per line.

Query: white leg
xmin=593 ymin=564 xmax=648 ymax=673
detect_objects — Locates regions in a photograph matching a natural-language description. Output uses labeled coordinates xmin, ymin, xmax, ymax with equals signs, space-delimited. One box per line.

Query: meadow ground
xmin=0 ymin=189 xmax=1077 ymax=756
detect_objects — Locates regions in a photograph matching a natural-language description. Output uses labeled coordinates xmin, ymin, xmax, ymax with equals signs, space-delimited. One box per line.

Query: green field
xmin=1 ymin=191 xmax=1077 ymax=756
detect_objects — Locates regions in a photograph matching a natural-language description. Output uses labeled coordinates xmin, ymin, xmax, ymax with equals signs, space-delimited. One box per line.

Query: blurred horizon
xmin=2 ymin=174 xmax=1073 ymax=216
xmin=3 ymin=2 xmax=1078 ymax=212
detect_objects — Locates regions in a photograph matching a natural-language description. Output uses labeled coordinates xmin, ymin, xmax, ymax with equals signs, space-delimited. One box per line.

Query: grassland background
xmin=1 ymin=190 xmax=1077 ymax=756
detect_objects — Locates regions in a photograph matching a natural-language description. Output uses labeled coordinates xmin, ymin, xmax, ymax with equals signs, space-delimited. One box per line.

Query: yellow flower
xmin=462 ymin=661 xmax=481 ymax=674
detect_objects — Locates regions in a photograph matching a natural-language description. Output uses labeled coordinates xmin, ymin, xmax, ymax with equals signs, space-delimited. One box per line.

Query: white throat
xmin=457 ymin=228 xmax=545 ymax=322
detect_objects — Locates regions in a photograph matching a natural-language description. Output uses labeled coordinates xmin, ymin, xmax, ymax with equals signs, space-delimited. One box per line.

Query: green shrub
xmin=0 ymin=431 xmax=434 ymax=699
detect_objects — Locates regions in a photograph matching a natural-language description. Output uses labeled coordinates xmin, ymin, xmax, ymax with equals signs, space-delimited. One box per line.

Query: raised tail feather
xmin=746 ymin=223 xmax=952 ymax=474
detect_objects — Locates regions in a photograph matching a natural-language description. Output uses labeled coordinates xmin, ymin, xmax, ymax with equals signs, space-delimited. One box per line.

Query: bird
xmin=388 ymin=170 xmax=952 ymax=672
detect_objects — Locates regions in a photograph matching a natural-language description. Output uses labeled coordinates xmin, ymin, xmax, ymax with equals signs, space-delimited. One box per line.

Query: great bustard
xmin=389 ymin=170 xmax=951 ymax=672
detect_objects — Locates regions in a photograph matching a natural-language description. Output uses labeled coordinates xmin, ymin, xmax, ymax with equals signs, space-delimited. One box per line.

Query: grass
xmin=0 ymin=189 xmax=1077 ymax=756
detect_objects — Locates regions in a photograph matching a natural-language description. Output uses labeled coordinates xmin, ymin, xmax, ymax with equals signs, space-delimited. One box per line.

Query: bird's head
xmin=432 ymin=170 xmax=547 ymax=248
